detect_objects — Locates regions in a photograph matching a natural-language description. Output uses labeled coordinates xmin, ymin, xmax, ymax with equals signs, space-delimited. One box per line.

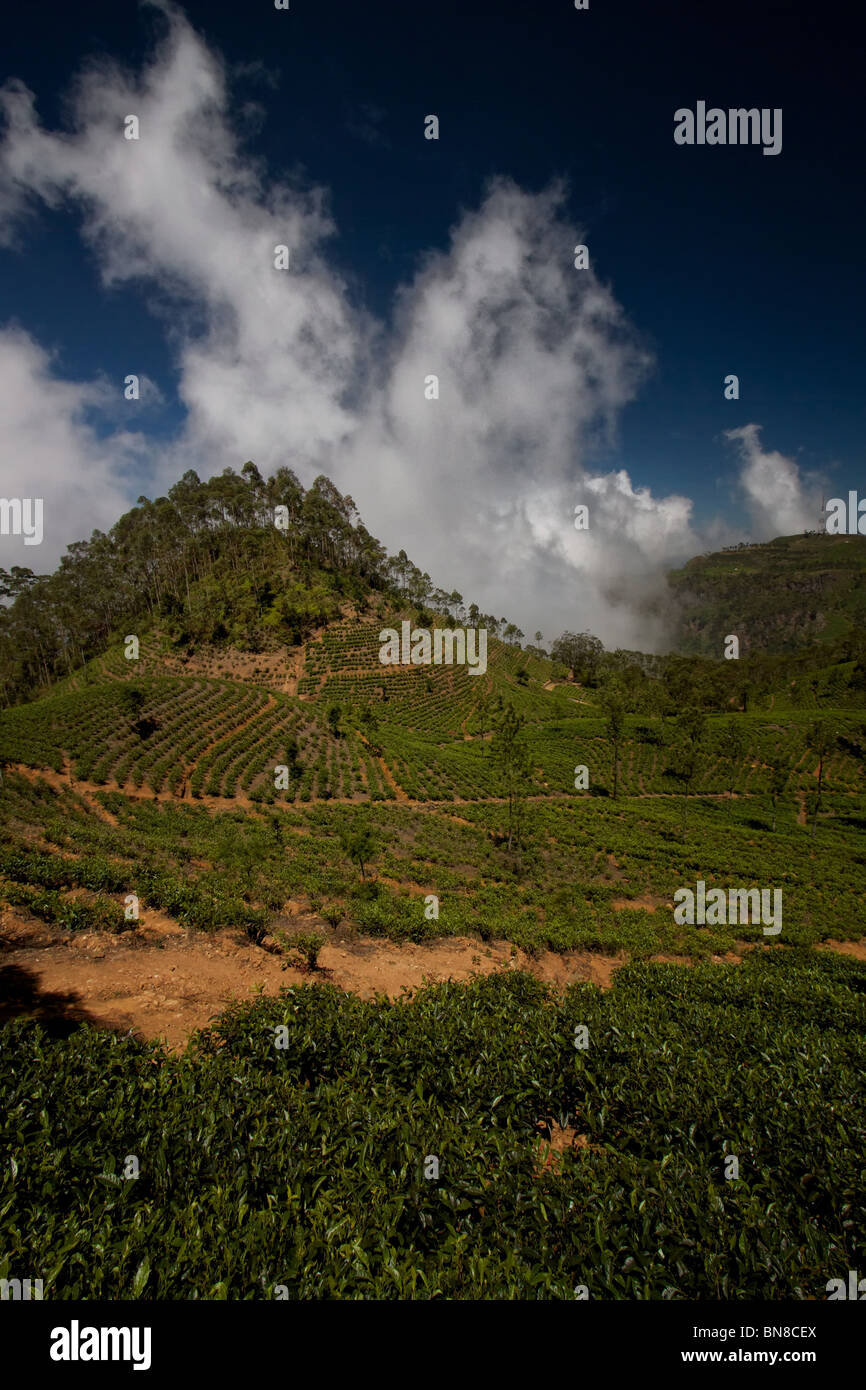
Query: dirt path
xmin=375 ymin=754 xmax=408 ymax=802
xmin=11 ymin=914 xmax=852 ymax=1058
xmin=0 ymin=911 xmax=622 ymax=1052
xmin=3 ymin=906 xmax=862 ymax=1055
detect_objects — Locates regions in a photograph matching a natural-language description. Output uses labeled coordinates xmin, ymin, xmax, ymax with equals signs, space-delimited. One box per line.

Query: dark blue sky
xmin=1 ymin=0 xmax=863 ymax=534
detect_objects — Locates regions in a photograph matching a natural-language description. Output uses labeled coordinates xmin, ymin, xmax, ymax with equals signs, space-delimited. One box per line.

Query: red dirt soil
xmin=1 ymin=907 xmax=861 ymax=1054
xmin=0 ymin=905 xmax=627 ymax=1051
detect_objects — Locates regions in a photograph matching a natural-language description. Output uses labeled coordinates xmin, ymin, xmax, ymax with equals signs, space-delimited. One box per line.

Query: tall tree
xmin=669 ymin=708 xmax=707 ymax=838
xmin=806 ymin=719 xmax=835 ymax=840
xmin=339 ymin=821 xmax=376 ymax=880
xmin=719 ymin=718 xmax=747 ymax=803
xmin=603 ymin=689 xmax=626 ymax=800
xmin=491 ymin=702 xmax=531 ymax=853
xmin=551 ymin=631 xmax=604 ymax=684
xmin=769 ymin=762 xmax=790 ymax=833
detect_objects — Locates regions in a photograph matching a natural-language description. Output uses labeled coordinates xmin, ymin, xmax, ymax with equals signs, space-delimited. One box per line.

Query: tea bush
xmin=1 ymin=954 xmax=863 ymax=1299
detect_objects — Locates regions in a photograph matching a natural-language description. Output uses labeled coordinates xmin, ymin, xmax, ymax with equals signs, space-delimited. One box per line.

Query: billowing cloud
xmin=0 ymin=2 xmax=823 ymax=648
xmin=332 ymin=178 xmax=692 ymax=649
xmin=0 ymin=327 xmax=148 ymax=568
xmin=725 ymin=423 xmax=818 ymax=538
xmin=0 ymin=0 xmax=364 ymax=492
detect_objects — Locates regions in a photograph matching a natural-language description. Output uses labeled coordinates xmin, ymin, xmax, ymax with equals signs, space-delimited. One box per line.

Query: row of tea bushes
xmin=2 ymin=953 xmax=862 ymax=1298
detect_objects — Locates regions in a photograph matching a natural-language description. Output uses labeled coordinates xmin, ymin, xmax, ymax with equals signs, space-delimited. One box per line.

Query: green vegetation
xmin=2 ymin=957 xmax=863 ymax=1299
xmin=669 ymin=531 xmax=866 ymax=659
xmin=2 ymin=474 xmax=866 ymax=1300
xmin=286 ymin=930 xmax=326 ymax=970
xmin=1 ymin=754 xmax=863 ymax=956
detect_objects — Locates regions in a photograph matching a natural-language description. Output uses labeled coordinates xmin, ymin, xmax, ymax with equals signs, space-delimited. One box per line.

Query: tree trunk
xmin=811 ymin=757 xmax=823 ymax=838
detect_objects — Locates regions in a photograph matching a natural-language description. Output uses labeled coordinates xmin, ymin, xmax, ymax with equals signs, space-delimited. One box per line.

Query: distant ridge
xmin=668 ymin=533 xmax=866 ymax=657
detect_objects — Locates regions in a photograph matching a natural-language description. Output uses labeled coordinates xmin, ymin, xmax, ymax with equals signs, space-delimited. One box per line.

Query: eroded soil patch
xmin=1 ymin=909 xmax=859 ymax=1052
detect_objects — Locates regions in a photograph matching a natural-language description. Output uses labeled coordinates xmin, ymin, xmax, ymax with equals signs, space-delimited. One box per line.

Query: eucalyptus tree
xmin=339 ymin=820 xmax=377 ymax=881
xmin=551 ymin=631 xmax=604 ymax=684
xmin=603 ymin=689 xmax=626 ymax=800
xmin=491 ymin=701 xmax=531 ymax=853
xmin=720 ymin=718 xmax=747 ymax=803
xmin=669 ymin=708 xmax=707 ymax=838
xmin=769 ymin=762 xmax=790 ymax=832
xmin=806 ymin=718 xmax=836 ymax=839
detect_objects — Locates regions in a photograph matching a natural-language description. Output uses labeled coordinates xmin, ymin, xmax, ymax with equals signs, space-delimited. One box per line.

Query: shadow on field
xmin=0 ymin=963 xmax=102 ymax=1038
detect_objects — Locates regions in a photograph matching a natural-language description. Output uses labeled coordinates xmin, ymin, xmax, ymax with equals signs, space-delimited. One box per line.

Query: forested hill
xmin=668 ymin=533 xmax=866 ymax=658
xmin=5 ymin=466 xmax=866 ymax=714
xmin=0 ymin=463 xmax=521 ymax=707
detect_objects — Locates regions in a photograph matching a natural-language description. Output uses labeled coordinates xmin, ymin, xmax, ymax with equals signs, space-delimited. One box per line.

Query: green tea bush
xmin=1 ymin=953 xmax=863 ymax=1299
xmin=287 ymin=930 xmax=326 ymax=969
xmin=0 ymin=882 xmax=128 ymax=933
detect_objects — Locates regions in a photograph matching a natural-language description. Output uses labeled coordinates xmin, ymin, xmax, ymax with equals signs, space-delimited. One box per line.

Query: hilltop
xmin=2 ymin=468 xmax=866 ymax=822
xmin=1 ymin=465 xmax=865 ymax=970
xmin=0 ymin=462 xmax=546 ymax=710
xmin=668 ymin=532 xmax=866 ymax=657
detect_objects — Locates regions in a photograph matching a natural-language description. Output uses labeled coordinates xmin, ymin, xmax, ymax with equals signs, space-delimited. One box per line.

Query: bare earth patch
xmin=611 ymin=895 xmax=669 ymax=913
xmin=2 ymin=908 xmax=859 ymax=1053
xmin=534 ymin=1119 xmax=605 ymax=1175
xmin=0 ymin=904 xmax=630 ymax=1049
xmin=817 ymin=939 xmax=866 ymax=961
xmin=527 ymin=948 xmax=626 ymax=990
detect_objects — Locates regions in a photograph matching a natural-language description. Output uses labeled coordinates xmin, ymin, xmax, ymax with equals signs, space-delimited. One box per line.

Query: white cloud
xmin=0 ymin=327 xmax=148 ymax=570
xmin=0 ymin=0 xmax=365 ymax=487
xmin=725 ymin=423 xmax=819 ymax=538
xmin=331 ymin=178 xmax=698 ymax=650
xmin=0 ymin=3 xmax=825 ymax=648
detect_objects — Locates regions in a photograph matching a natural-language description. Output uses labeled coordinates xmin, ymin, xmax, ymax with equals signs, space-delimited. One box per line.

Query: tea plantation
xmin=1 ymin=955 xmax=862 ymax=1299
xmin=2 ymin=486 xmax=865 ymax=1300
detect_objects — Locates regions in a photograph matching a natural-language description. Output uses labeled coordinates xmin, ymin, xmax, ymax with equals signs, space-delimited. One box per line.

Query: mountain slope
xmin=668 ymin=533 xmax=866 ymax=657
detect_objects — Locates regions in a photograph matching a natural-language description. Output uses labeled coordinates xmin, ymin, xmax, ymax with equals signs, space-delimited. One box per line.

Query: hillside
xmin=668 ymin=532 xmax=866 ymax=657
xmin=2 ymin=468 xmax=865 ymax=1302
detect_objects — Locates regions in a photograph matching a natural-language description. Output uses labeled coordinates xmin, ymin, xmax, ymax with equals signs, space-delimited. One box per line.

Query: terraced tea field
xmin=2 ymin=618 xmax=865 ymax=1304
xmin=3 ymin=623 xmax=865 ymax=811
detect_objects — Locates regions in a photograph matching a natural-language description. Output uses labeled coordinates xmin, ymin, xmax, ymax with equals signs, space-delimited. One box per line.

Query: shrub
xmin=288 ymin=930 xmax=326 ymax=970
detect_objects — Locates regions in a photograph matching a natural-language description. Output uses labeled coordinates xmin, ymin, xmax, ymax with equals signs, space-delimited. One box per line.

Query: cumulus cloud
xmin=725 ymin=424 xmax=819 ymax=538
xmin=332 ymin=178 xmax=697 ymax=649
xmin=0 ymin=2 xmax=823 ymax=647
xmin=0 ymin=327 xmax=149 ymax=569
xmin=0 ymin=0 xmax=364 ymax=488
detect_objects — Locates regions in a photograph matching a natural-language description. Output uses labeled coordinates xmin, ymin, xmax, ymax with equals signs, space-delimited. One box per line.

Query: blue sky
xmin=0 ymin=0 xmax=862 ymax=646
